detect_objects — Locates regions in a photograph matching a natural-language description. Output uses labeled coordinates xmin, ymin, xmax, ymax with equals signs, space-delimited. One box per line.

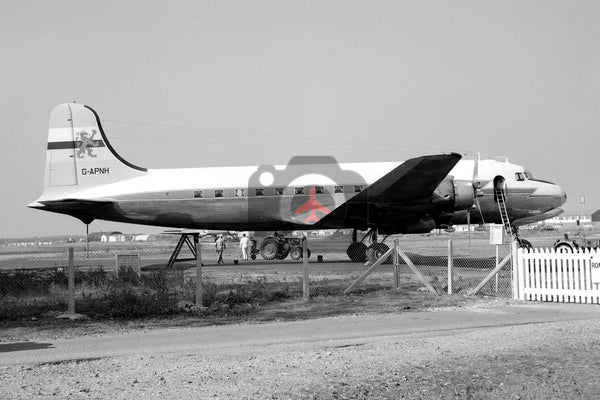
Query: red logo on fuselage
xmin=294 ymin=187 xmax=330 ymax=223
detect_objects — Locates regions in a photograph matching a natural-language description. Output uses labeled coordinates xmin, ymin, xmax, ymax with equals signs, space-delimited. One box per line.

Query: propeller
xmin=470 ymin=153 xmax=487 ymax=231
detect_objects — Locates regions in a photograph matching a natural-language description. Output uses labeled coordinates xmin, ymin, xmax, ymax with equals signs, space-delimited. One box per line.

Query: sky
xmin=1 ymin=0 xmax=599 ymax=238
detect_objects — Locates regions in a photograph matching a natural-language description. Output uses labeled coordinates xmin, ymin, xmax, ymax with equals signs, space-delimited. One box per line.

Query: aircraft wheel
xmin=347 ymin=242 xmax=367 ymax=262
xmin=517 ymin=238 xmax=533 ymax=250
xmin=260 ymin=237 xmax=279 ymax=260
xmin=289 ymin=246 xmax=302 ymax=260
xmin=251 ymin=254 xmax=256 ymax=260
xmin=369 ymin=243 xmax=392 ymax=264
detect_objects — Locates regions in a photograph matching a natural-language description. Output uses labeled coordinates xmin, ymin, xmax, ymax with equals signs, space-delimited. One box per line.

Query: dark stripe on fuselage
xmin=47 ymin=140 xmax=106 ymax=150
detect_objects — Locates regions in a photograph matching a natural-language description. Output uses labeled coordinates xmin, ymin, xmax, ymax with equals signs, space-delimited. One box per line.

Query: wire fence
xmin=0 ymin=232 xmax=514 ymax=320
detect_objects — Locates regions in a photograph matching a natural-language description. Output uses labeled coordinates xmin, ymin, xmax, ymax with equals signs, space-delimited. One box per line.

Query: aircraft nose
xmin=533 ymin=182 xmax=567 ymax=207
xmin=560 ymin=187 xmax=567 ymax=205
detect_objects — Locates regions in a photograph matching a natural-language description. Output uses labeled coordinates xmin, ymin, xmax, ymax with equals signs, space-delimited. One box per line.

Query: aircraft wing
xmin=316 ymin=153 xmax=461 ymax=226
xmin=349 ymin=153 xmax=461 ymax=204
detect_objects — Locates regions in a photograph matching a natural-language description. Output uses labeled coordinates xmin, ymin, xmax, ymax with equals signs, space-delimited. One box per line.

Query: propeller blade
xmin=471 ymin=153 xmax=486 ymax=229
xmin=467 ymin=209 xmax=471 ymax=245
xmin=474 ymin=197 xmax=486 ymax=225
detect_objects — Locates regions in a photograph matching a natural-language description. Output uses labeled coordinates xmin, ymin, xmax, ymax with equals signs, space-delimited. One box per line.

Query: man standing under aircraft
xmin=215 ymin=235 xmax=226 ymax=264
xmin=239 ymin=234 xmax=250 ymax=260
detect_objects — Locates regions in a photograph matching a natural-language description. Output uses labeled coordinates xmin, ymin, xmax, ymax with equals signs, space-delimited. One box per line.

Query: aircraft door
xmin=493 ymin=176 xmax=505 ymax=203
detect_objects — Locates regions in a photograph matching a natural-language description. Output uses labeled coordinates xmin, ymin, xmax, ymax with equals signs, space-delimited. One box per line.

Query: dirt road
xmin=2 ymin=302 xmax=600 ymax=399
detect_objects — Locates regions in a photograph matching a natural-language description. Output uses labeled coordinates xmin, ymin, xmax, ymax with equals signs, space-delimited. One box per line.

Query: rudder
xmin=44 ymin=103 xmax=146 ymax=189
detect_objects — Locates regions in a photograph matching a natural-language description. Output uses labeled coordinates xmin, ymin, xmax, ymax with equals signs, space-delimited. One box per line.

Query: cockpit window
xmin=524 ymin=170 xmax=534 ymax=179
xmin=515 ymin=172 xmax=525 ymax=181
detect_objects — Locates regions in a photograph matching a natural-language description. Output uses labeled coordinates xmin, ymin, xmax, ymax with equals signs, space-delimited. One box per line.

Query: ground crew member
xmin=240 ymin=234 xmax=250 ymax=260
xmin=215 ymin=235 xmax=225 ymax=264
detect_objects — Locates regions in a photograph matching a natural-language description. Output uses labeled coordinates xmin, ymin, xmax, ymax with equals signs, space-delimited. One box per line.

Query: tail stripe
xmin=47 ymin=140 xmax=106 ymax=150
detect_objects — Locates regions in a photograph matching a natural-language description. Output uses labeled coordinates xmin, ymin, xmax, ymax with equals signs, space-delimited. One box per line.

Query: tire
xmin=369 ymin=243 xmax=391 ymax=264
xmin=554 ymin=243 xmax=574 ymax=253
xmin=260 ymin=237 xmax=280 ymax=260
xmin=347 ymin=242 xmax=368 ymax=262
xmin=289 ymin=246 xmax=302 ymax=260
xmin=250 ymin=253 xmax=256 ymax=260
xmin=517 ymin=238 xmax=533 ymax=250
xmin=276 ymin=242 xmax=291 ymax=260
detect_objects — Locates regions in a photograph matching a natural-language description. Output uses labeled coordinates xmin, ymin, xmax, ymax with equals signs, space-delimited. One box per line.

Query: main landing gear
xmin=346 ymin=228 xmax=390 ymax=263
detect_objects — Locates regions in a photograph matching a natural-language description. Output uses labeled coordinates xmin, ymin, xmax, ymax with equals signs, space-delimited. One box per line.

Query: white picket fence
xmin=515 ymin=247 xmax=600 ymax=304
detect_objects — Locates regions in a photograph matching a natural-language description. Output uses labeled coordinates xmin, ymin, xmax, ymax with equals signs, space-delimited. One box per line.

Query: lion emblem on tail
xmin=75 ymin=129 xmax=99 ymax=159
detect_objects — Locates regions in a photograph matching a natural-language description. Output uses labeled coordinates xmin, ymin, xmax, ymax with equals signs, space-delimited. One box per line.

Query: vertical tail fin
xmin=44 ymin=103 xmax=146 ymax=190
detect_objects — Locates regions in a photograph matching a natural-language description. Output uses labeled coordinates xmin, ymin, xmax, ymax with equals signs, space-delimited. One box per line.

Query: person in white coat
xmin=239 ymin=234 xmax=250 ymax=260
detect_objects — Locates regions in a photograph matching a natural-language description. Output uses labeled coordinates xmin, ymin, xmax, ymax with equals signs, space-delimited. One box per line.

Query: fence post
xmin=495 ymin=245 xmax=499 ymax=293
xmin=447 ymin=239 xmax=453 ymax=295
xmin=68 ymin=247 xmax=75 ymax=314
xmin=195 ymin=233 xmax=204 ymax=308
xmin=511 ymin=240 xmax=520 ymax=300
xmin=393 ymin=239 xmax=400 ymax=289
xmin=303 ymin=234 xmax=309 ymax=301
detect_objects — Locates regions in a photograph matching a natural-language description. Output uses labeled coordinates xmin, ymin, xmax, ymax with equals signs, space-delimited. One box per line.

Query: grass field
xmin=0 ymin=230 xmax=568 ymax=321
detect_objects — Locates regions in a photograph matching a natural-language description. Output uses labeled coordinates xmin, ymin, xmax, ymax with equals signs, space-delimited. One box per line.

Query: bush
xmin=0 ymin=271 xmax=53 ymax=297
xmin=79 ymin=287 xmax=177 ymax=318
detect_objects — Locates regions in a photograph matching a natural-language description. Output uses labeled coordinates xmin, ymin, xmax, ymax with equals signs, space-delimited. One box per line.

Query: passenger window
xmin=354 ymin=185 xmax=363 ymax=193
xmin=295 ymin=187 xmax=305 ymax=195
xmin=334 ymin=185 xmax=344 ymax=194
xmin=215 ymin=190 xmax=223 ymax=198
xmin=275 ymin=187 xmax=284 ymax=196
xmin=235 ymin=189 xmax=245 ymax=197
xmin=255 ymin=188 xmax=265 ymax=196
xmin=315 ymin=186 xmax=324 ymax=194
xmin=193 ymin=190 xmax=203 ymax=199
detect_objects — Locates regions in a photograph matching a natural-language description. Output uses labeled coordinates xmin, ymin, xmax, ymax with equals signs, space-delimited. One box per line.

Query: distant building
xmin=591 ymin=210 xmax=600 ymax=223
xmin=101 ymin=231 xmax=126 ymax=242
xmin=133 ymin=234 xmax=151 ymax=241
xmin=541 ymin=214 xmax=592 ymax=229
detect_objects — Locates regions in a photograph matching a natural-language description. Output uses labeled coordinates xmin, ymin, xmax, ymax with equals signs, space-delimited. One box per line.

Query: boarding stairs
xmin=495 ymin=187 xmax=516 ymax=242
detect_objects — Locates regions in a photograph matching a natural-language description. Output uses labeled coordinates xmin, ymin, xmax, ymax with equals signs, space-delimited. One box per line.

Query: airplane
xmin=29 ymin=103 xmax=567 ymax=262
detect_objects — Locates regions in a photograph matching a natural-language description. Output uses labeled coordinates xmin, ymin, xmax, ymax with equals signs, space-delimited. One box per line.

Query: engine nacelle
xmin=432 ymin=179 xmax=475 ymax=212
xmin=452 ymin=180 xmax=475 ymax=211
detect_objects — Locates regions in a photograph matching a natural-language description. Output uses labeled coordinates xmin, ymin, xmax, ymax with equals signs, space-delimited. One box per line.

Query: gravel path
xmin=2 ymin=302 xmax=600 ymax=399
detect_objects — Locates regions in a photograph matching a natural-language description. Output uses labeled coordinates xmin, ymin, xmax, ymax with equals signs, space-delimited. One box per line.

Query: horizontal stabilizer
xmin=36 ymin=199 xmax=114 ymax=210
